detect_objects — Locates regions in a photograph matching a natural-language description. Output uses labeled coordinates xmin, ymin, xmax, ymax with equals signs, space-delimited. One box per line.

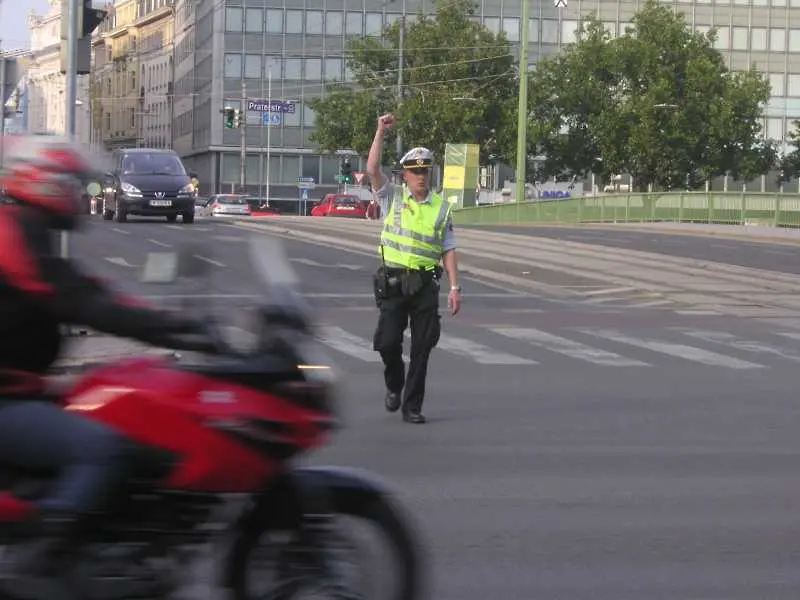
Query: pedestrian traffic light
xmin=224 ymin=107 xmax=235 ymax=128
xmin=341 ymin=159 xmax=353 ymax=184
xmin=233 ymin=109 xmax=242 ymax=129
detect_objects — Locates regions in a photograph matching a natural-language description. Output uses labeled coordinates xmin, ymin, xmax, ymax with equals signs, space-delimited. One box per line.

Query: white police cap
xmin=400 ymin=147 xmax=434 ymax=168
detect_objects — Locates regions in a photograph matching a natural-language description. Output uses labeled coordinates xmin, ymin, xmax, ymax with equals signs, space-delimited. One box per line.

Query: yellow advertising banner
xmin=442 ymin=143 xmax=480 ymax=208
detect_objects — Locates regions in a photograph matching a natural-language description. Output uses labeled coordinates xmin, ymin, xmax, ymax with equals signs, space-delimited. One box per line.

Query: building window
xmin=286 ymin=10 xmax=303 ymax=34
xmin=484 ymin=17 xmax=500 ymax=34
xmin=225 ymin=7 xmax=242 ymax=32
xmin=770 ymin=72 xmax=785 ymax=96
xmin=366 ymin=13 xmax=382 ymax=36
xmin=788 ymin=74 xmax=800 ymax=96
xmin=503 ymin=17 xmax=519 ymax=42
xmin=130 ymin=108 xmax=135 ymax=128
xmin=326 ymin=11 xmax=343 ymax=35
xmin=105 ymin=112 xmax=110 ymax=131
xmin=751 ymin=28 xmax=767 ymax=51
xmin=266 ymin=9 xmax=283 ymax=33
xmin=245 ymin=54 xmax=262 ymax=79
xmin=542 ymin=20 xmax=558 ymax=44
xmin=307 ymin=11 xmax=323 ymax=34
xmin=771 ymin=28 xmax=786 ymax=52
xmin=790 ymin=30 xmax=800 ymax=52
xmin=767 ymin=117 xmax=784 ymax=141
xmin=325 ymin=57 xmax=342 ymax=80
xmin=245 ymin=8 xmax=263 ymax=33
xmin=732 ymin=27 xmax=748 ymax=51
xmin=284 ymin=58 xmax=302 ymax=79
xmin=346 ymin=12 xmax=363 ymax=36
xmin=305 ymin=58 xmax=322 ymax=80
xmin=224 ymin=53 xmax=242 ymax=78
xmin=304 ymin=104 xmax=315 ymax=127
xmin=528 ymin=19 xmax=540 ymax=42
xmin=562 ymin=20 xmax=578 ymax=44
xmin=714 ymin=27 xmax=729 ymax=50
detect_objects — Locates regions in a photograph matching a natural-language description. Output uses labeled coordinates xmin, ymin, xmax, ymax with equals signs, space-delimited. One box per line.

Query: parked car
xmin=310 ymin=194 xmax=367 ymax=218
xmin=208 ymin=194 xmax=251 ymax=217
xmin=101 ymin=148 xmax=195 ymax=223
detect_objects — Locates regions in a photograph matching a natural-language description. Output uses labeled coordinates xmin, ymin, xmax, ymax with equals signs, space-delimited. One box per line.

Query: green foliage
xmin=516 ymin=0 xmax=774 ymax=190
xmin=308 ymin=0 xmax=516 ymax=166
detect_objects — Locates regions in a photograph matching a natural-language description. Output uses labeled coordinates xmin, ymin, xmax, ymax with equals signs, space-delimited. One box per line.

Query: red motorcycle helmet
xmin=0 ymin=135 xmax=106 ymax=229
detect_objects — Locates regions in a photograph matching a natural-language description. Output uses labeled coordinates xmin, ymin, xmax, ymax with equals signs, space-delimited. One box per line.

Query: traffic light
xmin=233 ymin=109 xmax=242 ymax=129
xmin=224 ymin=107 xmax=235 ymax=128
xmin=341 ymin=159 xmax=353 ymax=184
xmin=60 ymin=0 xmax=109 ymax=75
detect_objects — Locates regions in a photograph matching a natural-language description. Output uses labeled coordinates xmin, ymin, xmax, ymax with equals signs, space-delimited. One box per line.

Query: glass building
xmin=171 ymin=0 xmax=800 ymax=198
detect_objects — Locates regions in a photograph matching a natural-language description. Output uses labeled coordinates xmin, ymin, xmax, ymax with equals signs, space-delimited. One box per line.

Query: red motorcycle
xmin=0 ymin=238 xmax=424 ymax=600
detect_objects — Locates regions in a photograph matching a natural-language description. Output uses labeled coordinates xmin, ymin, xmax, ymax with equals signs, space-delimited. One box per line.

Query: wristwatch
xmin=450 ymin=285 xmax=462 ymax=293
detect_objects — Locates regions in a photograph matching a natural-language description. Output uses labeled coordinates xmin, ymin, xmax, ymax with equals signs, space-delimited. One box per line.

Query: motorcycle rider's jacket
xmin=0 ymin=203 xmax=208 ymax=397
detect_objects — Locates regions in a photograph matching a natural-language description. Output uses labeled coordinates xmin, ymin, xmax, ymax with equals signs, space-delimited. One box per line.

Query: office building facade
xmin=170 ymin=0 xmax=800 ymax=197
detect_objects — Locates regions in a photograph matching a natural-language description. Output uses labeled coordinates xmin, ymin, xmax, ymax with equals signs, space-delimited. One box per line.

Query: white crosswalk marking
xmin=579 ymin=329 xmax=764 ymax=369
xmin=405 ymin=331 xmax=536 ymax=364
xmin=315 ymin=326 xmax=381 ymax=362
xmin=491 ymin=328 xmax=648 ymax=366
xmin=681 ymin=330 xmax=800 ymax=362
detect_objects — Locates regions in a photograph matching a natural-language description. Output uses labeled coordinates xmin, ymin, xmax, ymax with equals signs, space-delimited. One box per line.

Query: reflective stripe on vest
xmin=379 ymin=187 xmax=451 ymax=269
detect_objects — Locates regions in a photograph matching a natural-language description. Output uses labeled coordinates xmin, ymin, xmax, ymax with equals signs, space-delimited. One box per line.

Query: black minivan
xmin=101 ymin=148 xmax=196 ymax=223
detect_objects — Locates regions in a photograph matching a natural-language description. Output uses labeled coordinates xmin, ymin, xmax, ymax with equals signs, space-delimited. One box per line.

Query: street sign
xmin=297 ymin=177 xmax=315 ymax=190
xmin=354 ymin=172 xmax=366 ymax=185
xmin=301 ymin=189 xmax=309 ymax=200
xmin=554 ymin=0 xmax=567 ymax=6
xmin=248 ymin=100 xmax=296 ymax=113
xmin=262 ymin=112 xmax=281 ymax=125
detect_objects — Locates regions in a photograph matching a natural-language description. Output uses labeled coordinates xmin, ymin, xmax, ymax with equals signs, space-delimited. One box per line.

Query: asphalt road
xmin=71 ymin=215 xmax=800 ymax=600
xmin=476 ymin=225 xmax=800 ymax=274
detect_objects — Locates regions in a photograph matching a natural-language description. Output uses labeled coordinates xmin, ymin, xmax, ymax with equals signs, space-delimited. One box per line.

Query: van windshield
xmin=122 ymin=153 xmax=187 ymax=176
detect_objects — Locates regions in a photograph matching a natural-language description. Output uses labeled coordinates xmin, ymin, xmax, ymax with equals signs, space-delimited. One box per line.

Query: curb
xmin=463 ymin=222 xmax=800 ymax=247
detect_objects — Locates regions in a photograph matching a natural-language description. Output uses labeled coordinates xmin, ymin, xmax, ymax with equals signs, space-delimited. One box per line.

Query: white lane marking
xmin=764 ymin=249 xmax=795 ymax=256
xmin=674 ymin=310 xmax=721 ymax=315
xmin=165 ymin=225 xmax=181 ymax=230
xmin=193 ymin=254 xmax=226 ymax=268
xmin=629 ymin=300 xmax=673 ymax=308
xmin=148 ymin=238 xmax=171 ymax=248
xmin=583 ymin=296 xmax=629 ymax=304
xmin=111 ymin=228 xmax=130 ymax=235
xmin=291 ymin=258 xmax=324 ymax=266
xmin=105 ymin=257 xmax=136 ymax=268
xmin=404 ymin=331 xmax=536 ymax=365
xmin=580 ymin=287 xmax=636 ymax=296
xmin=579 ymin=328 xmax=764 ymax=369
xmin=315 ymin=326 xmax=381 ymax=362
xmin=212 ymin=235 xmax=247 ymax=242
xmin=290 ymin=257 xmax=363 ymax=270
xmin=492 ymin=328 xmax=647 ymax=366
xmin=681 ymin=330 xmax=800 ymax=362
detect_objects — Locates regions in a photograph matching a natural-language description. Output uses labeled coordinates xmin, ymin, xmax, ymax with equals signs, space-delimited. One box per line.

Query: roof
xmin=118 ymin=148 xmax=178 ymax=154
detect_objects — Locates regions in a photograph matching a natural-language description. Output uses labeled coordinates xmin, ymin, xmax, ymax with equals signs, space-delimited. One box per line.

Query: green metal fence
xmin=453 ymin=192 xmax=800 ymax=228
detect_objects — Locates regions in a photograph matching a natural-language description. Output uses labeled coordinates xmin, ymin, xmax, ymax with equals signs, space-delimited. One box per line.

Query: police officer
xmin=366 ymin=113 xmax=462 ymax=424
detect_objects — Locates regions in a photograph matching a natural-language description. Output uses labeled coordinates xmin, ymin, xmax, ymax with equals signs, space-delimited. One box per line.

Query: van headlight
xmin=121 ymin=182 xmax=142 ymax=197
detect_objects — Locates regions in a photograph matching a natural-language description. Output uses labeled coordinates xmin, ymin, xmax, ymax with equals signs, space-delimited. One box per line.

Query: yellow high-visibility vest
xmin=379 ymin=186 xmax=451 ymax=270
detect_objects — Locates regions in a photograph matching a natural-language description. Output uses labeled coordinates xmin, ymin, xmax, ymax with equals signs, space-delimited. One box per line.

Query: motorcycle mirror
xmin=140 ymin=252 xmax=179 ymax=284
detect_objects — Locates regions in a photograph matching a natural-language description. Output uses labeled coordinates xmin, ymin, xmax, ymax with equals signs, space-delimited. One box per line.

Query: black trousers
xmin=0 ymin=400 xmax=133 ymax=518
xmin=372 ymin=276 xmax=442 ymax=413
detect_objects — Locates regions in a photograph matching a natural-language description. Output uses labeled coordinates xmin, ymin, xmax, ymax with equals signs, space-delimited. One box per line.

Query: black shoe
xmin=402 ymin=410 xmax=426 ymax=424
xmin=385 ymin=391 xmax=401 ymax=413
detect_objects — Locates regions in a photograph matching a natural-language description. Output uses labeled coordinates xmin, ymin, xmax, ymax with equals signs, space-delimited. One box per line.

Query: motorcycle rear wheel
xmin=226 ymin=485 xmax=424 ymax=600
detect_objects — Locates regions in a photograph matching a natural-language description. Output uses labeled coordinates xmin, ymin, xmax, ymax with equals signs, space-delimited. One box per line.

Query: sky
xmin=2 ymin=0 xmax=52 ymax=51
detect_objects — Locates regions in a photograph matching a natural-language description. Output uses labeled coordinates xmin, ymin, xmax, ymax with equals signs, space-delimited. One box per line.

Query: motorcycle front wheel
xmin=226 ymin=473 xmax=425 ymax=600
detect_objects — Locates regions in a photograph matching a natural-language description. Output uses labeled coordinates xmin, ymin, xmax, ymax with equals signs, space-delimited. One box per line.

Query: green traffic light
xmin=224 ymin=108 xmax=234 ymax=128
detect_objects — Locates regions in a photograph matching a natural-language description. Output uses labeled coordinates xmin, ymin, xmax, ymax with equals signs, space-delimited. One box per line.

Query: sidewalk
xmin=558 ymin=221 xmax=800 ymax=245
xmin=53 ymin=335 xmax=174 ymax=374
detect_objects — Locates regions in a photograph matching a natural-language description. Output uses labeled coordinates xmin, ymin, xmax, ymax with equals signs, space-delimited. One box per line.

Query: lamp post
xmin=515 ymin=0 xmax=531 ymax=206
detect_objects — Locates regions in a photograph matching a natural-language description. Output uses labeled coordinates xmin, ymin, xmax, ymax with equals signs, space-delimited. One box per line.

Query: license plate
xmin=150 ymin=200 xmax=171 ymax=206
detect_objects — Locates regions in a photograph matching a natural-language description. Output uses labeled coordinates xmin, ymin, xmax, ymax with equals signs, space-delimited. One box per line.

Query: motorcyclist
xmin=0 ymin=135 xmax=216 ymax=598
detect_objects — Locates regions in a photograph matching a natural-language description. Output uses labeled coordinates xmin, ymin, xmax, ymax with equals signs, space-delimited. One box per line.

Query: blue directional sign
xmin=248 ymin=100 xmax=296 ymax=113
xmin=262 ymin=112 xmax=281 ymax=125
xmin=297 ymin=176 xmax=315 ymax=190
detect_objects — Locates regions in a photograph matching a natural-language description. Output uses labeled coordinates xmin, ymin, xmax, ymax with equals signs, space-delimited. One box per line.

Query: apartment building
xmin=26 ymin=0 xmax=92 ymax=143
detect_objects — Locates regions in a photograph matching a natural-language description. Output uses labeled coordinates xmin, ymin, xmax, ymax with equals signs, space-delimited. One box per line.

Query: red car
xmin=310 ymin=194 xmax=367 ymax=218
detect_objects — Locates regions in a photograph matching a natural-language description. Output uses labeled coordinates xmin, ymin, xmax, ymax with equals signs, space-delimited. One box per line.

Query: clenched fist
xmin=377 ymin=114 xmax=396 ymax=133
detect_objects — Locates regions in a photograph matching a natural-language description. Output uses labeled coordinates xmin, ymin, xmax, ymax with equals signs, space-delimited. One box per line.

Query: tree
xmin=308 ymin=0 xmax=516 ymax=166
xmin=779 ymin=120 xmax=800 ymax=182
xmin=515 ymin=0 xmax=774 ymax=190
